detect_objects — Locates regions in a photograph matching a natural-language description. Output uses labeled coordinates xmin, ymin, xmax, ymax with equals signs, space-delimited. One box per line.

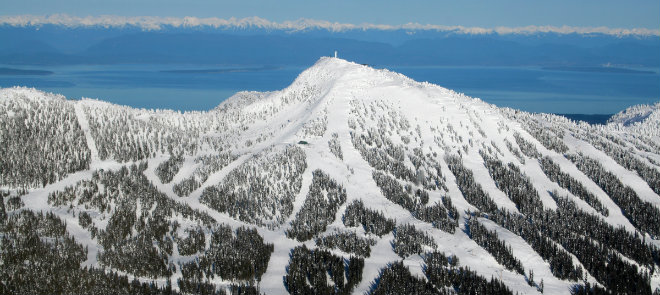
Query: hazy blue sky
xmin=1 ymin=0 xmax=659 ymax=29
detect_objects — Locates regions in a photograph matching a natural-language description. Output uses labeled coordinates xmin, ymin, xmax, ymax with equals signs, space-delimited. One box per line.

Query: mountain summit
xmin=1 ymin=58 xmax=660 ymax=294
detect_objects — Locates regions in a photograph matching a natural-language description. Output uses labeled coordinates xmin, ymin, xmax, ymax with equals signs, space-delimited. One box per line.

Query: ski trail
xmin=74 ymin=101 xmax=100 ymax=166
xmin=19 ymin=161 xmax=127 ymax=268
xmin=144 ymin=156 xmax=250 ymax=229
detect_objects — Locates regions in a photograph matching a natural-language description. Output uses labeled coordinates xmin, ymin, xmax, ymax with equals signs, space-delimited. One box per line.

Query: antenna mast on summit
xmin=334 ymin=51 xmax=337 ymax=58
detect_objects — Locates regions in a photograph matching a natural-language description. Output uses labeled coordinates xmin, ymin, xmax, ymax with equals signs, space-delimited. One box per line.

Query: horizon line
xmin=1 ymin=14 xmax=659 ymax=37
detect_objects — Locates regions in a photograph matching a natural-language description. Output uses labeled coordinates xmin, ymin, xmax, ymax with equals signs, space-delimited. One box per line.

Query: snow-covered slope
xmin=2 ymin=58 xmax=660 ymax=294
xmin=607 ymin=102 xmax=660 ymax=139
xmin=608 ymin=102 xmax=659 ymax=126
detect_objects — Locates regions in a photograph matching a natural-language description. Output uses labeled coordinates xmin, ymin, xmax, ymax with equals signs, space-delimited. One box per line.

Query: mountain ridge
xmin=3 ymin=15 xmax=659 ymax=36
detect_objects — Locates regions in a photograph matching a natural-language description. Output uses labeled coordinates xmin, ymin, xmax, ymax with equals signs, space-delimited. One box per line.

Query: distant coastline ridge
xmin=542 ymin=66 xmax=656 ymax=74
xmin=160 ymin=66 xmax=279 ymax=74
xmin=0 ymin=67 xmax=53 ymax=75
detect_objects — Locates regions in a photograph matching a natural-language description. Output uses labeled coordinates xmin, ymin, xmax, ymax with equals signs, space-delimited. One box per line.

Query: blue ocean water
xmin=1 ymin=63 xmax=658 ymax=114
xmin=392 ymin=66 xmax=660 ymax=114
xmin=0 ymin=64 xmax=304 ymax=111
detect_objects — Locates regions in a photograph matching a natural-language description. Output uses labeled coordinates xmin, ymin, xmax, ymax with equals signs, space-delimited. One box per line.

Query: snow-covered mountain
xmin=2 ymin=58 xmax=660 ymax=294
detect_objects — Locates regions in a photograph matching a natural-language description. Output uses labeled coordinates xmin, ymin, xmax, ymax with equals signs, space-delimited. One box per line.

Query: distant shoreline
xmin=554 ymin=113 xmax=613 ymax=125
xmin=0 ymin=67 xmax=53 ymax=75
xmin=161 ymin=66 xmax=278 ymax=74
xmin=543 ymin=66 xmax=655 ymax=74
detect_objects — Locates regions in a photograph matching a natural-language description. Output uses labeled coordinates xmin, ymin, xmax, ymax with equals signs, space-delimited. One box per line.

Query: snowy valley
xmin=2 ymin=57 xmax=660 ymax=294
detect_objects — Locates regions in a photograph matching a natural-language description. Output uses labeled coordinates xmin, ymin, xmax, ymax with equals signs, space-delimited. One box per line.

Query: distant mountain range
xmin=1 ymin=23 xmax=658 ymax=67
